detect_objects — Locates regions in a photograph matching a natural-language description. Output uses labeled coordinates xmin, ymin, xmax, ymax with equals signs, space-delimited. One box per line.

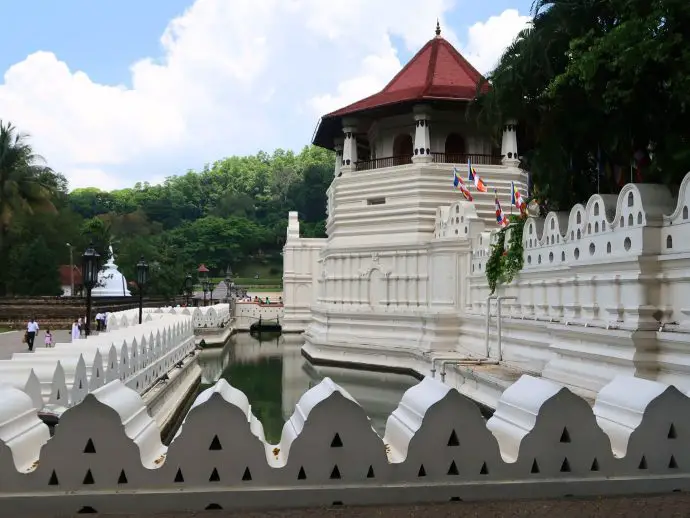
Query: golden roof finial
xmin=435 ymin=19 xmax=441 ymax=37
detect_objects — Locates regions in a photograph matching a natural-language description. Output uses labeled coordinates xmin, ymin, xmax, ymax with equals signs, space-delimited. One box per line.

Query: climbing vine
xmin=485 ymin=215 xmax=526 ymax=294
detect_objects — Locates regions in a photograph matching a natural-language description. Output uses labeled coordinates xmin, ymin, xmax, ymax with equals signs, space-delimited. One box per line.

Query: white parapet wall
xmin=464 ymin=172 xmax=690 ymax=395
xmin=291 ymin=170 xmax=690 ymax=403
xmin=234 ymin=302 xmax=284 ymax=331
xmin=0 ymin=307 xmax=198 ymax=414
xmin=0 ymin=373 xmax=688 ymax=514
xmin=190 ymin=304 xmax=231 ymax=329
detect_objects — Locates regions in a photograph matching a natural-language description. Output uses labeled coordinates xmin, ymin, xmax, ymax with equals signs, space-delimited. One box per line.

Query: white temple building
xmin=92 ymin=246 xmax=132 ymax=297
xmin=283 ymin=25 xmax=690 ymax=407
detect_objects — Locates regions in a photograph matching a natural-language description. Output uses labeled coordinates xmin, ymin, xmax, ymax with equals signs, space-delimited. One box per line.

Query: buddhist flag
xmin=511 ymin=182 xmax=527 ymax=215
xmin=495 ymin=193 xmax=509 ymax=228
xmin=453 ymin=167 xmax=473 ymax=201
xmin=467 ymin=159 xmax=488 ymax=192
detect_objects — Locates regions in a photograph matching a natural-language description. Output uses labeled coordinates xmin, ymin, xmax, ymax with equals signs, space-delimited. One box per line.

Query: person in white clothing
xmin=71 ymin=319 xmax=81 ymax=341
xmin=26 ymin=318 xmax=39 ymax=351
xmin=95 ymin=312 xmax=103 ymax=332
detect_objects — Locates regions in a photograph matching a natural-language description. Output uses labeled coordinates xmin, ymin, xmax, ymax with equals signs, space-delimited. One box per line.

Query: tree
xmin=472 ymin=0 xmax=690 ymax=208
xmin=6 ymin=236 xmax=62 ymax=296
xmin=0 ymin=121 xmax=58 ymax=293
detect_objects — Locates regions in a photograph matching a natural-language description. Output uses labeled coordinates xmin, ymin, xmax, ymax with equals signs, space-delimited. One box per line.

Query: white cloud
xmin=462 ymin=9 xmax=532 ymax=73
xmin=0 ymin=1 xmax=529 ymax=191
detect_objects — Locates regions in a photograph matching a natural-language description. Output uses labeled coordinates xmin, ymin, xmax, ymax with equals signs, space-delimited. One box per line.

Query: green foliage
xmin=473 ymin=0 xmax=690 ymax=209
xmin=1 ymin=129 xmax=334 ymax=298
xmin=6 ymin=236 xmax=62 ymax=296
xmin=485 ymin=217 xmax=526 ymax=294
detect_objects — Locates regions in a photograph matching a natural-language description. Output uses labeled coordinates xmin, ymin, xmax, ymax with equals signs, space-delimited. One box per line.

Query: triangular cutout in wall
xmin=209 ymin=435 xmax=222 ymax=450
xmin=83 ymin=469 xmax=95 ymax=485
xmin=331 ymin=433 xmax=343 ymax=447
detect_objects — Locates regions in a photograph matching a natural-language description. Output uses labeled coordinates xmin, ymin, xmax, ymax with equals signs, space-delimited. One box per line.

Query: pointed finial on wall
xmin=435 ymin=19 xmax=441 ymax=37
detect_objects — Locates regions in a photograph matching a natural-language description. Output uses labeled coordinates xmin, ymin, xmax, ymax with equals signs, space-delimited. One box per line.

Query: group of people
xmin=25 ymin=310 xmax=110 ymax=352
xmin=24 ymin=318 xmax=52 ymax=352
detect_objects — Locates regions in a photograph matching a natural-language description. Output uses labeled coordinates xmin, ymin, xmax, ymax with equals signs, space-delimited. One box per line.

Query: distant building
xmin=59 ymin=265 xmax=82 ymax=297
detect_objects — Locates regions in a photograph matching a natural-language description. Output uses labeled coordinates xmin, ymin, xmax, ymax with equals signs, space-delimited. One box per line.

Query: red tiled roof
xmin=325 ymin=35 xmax=488 ymax=118
xmin=59 ymin=265 xmax=82 ymax=286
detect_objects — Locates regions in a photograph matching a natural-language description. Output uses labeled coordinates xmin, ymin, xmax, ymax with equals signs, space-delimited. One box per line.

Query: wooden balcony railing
xmin=354 ymin=153 xmax=502 ymax=171
xmin=355 ymin=155 xmax=412 ymax=171
xmin=431 ymin=152 xmax=502 ymax=166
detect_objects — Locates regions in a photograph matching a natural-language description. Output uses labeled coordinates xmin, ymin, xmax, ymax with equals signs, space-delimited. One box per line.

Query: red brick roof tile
xmin=325 ymin=36 xmax=487 ymax=118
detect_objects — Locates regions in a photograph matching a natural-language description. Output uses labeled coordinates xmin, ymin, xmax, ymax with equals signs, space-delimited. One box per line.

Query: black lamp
xmin=81 ymin=243 xmax=100 ymax=336
xmin=184 ymin=274 xmax=194 ymax=306
xmin=136 ymin=256 xmax=149 ymax=324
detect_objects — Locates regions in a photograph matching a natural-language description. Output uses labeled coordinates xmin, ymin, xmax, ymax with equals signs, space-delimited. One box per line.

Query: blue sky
xmin=0 ymin=1 xmax=532 ymax=190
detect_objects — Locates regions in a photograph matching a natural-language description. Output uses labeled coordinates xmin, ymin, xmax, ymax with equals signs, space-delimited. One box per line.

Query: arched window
xmin=445 ymin=133 xmax=466 ymax=162
xmin=392 ymin=134 xmax=413 ymax=166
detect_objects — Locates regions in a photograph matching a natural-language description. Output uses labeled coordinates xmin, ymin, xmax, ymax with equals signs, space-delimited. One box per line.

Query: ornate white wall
xmin=0 ymin=373 xmax=688 ymax=513
xmin=0 ymin=307 xmax=197 ymax=411
xmin=234 ymin=302 xmax=284 ymax=331
xmin=282 ymin=211 xmax=326 ymax=332
xmin=285 ymin=157 xmax=690 ymax=405
xmin=462 ymin=172 xmax=690 ymax=395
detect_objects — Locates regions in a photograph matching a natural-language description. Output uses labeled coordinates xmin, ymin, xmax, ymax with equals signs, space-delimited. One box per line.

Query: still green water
xmin=196 ymin=333 xmax=419 ymax=444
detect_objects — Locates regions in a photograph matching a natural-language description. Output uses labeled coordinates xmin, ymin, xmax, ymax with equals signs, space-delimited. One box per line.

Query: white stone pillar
xmin=333 ymin=138 xmax=344 ymax=177
xmin=501 ymin=120 xmax=519 ymax=166
xmin=341 ymin=120 xmax=358 ymax=174
xmin=413 ymin=105 xmax=432 ymax=164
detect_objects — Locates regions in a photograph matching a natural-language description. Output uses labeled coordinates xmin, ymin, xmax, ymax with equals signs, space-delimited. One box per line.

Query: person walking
xmin=44 ymin=329 xmax=53 ymax=348
xmin=71 ymin=319 xmax=81 ymax=341
xmin=26 ymin=318 xmax=39 ymax=351
xmin=78 ymin=317 xmax=84 ymax=337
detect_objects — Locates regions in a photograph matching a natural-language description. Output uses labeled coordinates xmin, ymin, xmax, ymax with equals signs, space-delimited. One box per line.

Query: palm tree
xmin=0 ymin=120 xmax=57 ymax=267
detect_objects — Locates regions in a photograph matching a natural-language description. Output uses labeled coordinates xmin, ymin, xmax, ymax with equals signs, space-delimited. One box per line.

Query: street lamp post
xmin=66 ymin=243 xmax=75 ymax=296
xmin=202 ymin=280 xmax=209 ymax=307
xmin=184 ymin=274 xmax=193 ymax=306
xmin=81 ymin=243 xmax=100 ymax=337
xmin=136 ymin=256 xmax=150 ymax=325
xmin=197 ymin=263 xmax=210 ymax=307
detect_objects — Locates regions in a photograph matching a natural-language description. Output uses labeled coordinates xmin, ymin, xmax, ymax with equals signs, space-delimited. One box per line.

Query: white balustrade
xmin=0 ymin=307 xmax=195 ymax=413
xmin=0 ymin=374 xmax=689 ymax=514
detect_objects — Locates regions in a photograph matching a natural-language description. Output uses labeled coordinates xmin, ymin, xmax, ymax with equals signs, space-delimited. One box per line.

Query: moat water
xmin=195 ymin=333 xmax=419 ymax=444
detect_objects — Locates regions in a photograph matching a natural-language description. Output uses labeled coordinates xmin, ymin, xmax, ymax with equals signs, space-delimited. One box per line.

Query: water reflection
xmin=197 ymin=333 xmax=419 ymax=444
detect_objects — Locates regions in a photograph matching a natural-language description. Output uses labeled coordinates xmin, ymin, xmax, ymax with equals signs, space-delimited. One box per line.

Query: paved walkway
xmin=0 ymin=329 xmax=73 ymax=360
xmin=65 ymin=493 xmax=690 ymax=517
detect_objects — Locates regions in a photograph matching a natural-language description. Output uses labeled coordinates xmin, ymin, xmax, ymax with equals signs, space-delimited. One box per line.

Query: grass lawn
xmin=0 ymin=326 xmax=13 ymax=333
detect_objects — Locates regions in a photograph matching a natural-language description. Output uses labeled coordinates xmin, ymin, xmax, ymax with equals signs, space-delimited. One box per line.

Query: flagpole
xmin=597 ymin=145 xmax=601 ymax=194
